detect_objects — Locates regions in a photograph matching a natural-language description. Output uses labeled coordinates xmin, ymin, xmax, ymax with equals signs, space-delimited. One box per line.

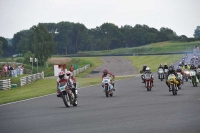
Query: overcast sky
xmin=0 ymin=0 xmax=199 ymax=38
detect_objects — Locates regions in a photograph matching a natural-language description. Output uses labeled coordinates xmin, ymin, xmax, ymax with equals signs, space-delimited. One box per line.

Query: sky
xmin=0 ymin=0 xmax=200 ymax=38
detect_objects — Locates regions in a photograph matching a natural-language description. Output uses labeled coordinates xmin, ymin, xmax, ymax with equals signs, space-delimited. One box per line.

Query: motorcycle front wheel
xmin=105 ymin=86 xmax=109 ymax=97
xmin=62 ymin=93 xmax=70 ymax=107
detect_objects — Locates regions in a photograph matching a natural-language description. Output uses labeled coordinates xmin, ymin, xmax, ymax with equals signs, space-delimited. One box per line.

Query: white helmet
xmin=146 ymin=67 xmax=150 ymax=71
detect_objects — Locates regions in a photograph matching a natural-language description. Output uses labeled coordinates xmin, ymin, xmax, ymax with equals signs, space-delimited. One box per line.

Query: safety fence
xmin=72 ymin=64 xmax=90 ymax=76
xmin=20 ymin=72 xmax=44 ymax=86
xmin=0 ymin=79 xmax=11 ymax=90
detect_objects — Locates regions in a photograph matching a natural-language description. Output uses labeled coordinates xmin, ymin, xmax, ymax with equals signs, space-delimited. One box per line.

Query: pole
xmin=37 ymin=59 xmax=38 ymax=73
xmin=32 ymin=60 xmax=33 ymax=74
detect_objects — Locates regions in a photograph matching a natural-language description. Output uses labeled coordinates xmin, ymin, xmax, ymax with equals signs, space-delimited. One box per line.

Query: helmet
xmin=103 ymin=69 xmax=108 ymax=75
xmin=165 ymin=63 xmax=167 ymax=65
xmin=191 ymin=64 xmax=195 ymax=68
xmin=143 ymin=64 xmax=147 ymax=67
xmin=146 ymin=67 xmax=150 ymax=71
xmin=58 ymin=71 xmax=65 ymax=79
xmin=66 ymin=71 xmax=71 ymax=76
xmin=169 ymin=66 xmax=173 ymax=71
xmin=159 ymin=64 xmax=162 ymax=67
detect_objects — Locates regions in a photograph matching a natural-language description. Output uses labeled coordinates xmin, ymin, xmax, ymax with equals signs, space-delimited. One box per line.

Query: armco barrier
xmin=20 ymin=72 xmax=44 ymax=86
xmin=72 ymin=64 xmax=90 ymax=76
xmin=0 ymin=79 xmax=11 ymax=90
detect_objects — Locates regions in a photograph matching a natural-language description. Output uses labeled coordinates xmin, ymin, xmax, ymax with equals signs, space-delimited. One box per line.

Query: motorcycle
xmin=144 ymin=73 xmax=153 ymax=91
xmin=58 ymin=81 xmax=78 ymax=107
xmin=183 ymin=69 xmax=190 ymax=82
xmin=167 ymin=74 xmax=178 ymax=95
xmin=176 ymin=72 xmax=183 ymax=90
xmin=158 ymin=68 xmax=164 ymax=81
xmin=102 ymin=77 xmax=114 ymax=97
xmin=189 ymin=70 xmax=198 ymax=87
xmin=164 ymin=69 xmax=169 ymax=80
xmin=196 ymin=68 xmax=200 ymax=80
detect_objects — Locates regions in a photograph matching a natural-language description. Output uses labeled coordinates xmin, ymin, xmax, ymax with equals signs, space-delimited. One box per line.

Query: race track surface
xmin=0 ymin=54 xmax=200 ymax=133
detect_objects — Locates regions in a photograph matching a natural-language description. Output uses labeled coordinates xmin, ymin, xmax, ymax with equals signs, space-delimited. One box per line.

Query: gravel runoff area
xmin=84 ymin=56 xmax=138 ymax=78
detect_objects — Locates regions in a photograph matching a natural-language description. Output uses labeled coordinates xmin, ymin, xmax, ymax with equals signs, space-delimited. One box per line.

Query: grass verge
xmin=125 ymin=55 xmax=183 ymax=73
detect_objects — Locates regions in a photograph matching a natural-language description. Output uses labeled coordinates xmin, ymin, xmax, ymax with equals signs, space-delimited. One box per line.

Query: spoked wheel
xmin=146 ymin=82 xmax=150 ymax=91
xmin=62 ymin=93 xmax=70 ymax=107
xmin=105 ymin=86 xmax=109 ymax=97
xmin=171 ymin=85 xmax=176 ymax=95
xmin=71 ymin=93 xmax=78 ymax=106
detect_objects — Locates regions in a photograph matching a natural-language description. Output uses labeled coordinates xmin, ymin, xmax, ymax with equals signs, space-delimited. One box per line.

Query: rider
xmin=158 ymin=64 xmax=164 ymax=70
xmin=102 ymin=69 xmax=115 ymax=91
xmin=166 ymin=66 xmax=179 ymax=92
xmin=164 ymin=63 xmax=168 ymax=69
xmin=56 ymin=71 xmax=68 ymax=97
xmin=158 ymin=64 xmax=164 ymax=79
xmin=141 ymin=64 xmax=147 ymax=73
xmin=189 ymin=64 xmax=198 ymax=83
xmin=176 ymin=66 xmax=184 ymax=85
xmin=66 ymin=71 xmax=78 ymax=98
xmin=144 ymin=67 xmax=154 ymax=86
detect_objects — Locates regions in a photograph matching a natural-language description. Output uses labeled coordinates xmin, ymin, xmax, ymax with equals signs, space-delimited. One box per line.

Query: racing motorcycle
xmin=144 ymin=73 xmax=153 ymax=91
xmin=167 ymin=74 xmax=178 ymax=95
xmin=164 ymin=68 xmax=169 ymax=80
xmin=102 ymin=77 xmax=114 ymax=97
xmin=189 ymin=70 xmax=198 ymax=87
xmin=176 ymin=72 xmax=183 ymax=90
xmin=196 ymin=68 xmax=200 ymax=80
xmin=183 ymin=69 xmax=190 ymax=82
xmin=158 ymin=68 xmax=164 ymax=81
xmin=58 ymin=81 xmax=78 ymax=107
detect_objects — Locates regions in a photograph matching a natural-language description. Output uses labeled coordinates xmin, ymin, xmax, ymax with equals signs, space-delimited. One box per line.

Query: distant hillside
xmin=78 ymin=41 xmax=200 ymax=55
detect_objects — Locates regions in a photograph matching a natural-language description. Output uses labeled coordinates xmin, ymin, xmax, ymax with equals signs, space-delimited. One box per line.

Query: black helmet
xmin=169 ymin=66 xmax=173 ymax=71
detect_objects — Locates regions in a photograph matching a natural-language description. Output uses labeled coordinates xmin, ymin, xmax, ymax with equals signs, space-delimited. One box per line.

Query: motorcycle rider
xmin=56 ymin=71 xmax=68 ymax=97
xmin=66 ymin=71 xmax=78 ymax=98
xmin=176 ymin=66 xmax=184 ymax=85
xmin=158 ymin=64 xmax=164 ymax=79
xmin=164 ymin=63 xmax=168 ymax=69
xmin=141 ymin=64 xmax=147 ymax=83
xmin=102 ymin=69 xmax=115 ymax=91
xmin=189 ymin=64 xmax=198 ymax=83
xmin=166 ymin=66 xmax=179 ymax=92
xmin=144 ymin=67 xmax=154 ymax=86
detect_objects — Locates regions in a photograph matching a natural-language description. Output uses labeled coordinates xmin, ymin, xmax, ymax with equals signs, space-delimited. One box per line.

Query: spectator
xmin=17 ymin=65 xmax=21 ymax=75
xmin=3 ymin=64 xmax=8 ymax=76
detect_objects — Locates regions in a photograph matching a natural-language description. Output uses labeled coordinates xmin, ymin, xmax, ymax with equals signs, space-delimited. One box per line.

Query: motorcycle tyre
xmin=62 ymin=93 xmax=70 ymax=107
xmin=105 ymin=86 xmax=109 ymax=97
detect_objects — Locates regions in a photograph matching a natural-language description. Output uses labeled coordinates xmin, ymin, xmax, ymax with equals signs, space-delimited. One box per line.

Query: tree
xmin=31 ymin=23 xmax=56 ymax=66
xmin=194 ymin=26 xmax=200 ymax=38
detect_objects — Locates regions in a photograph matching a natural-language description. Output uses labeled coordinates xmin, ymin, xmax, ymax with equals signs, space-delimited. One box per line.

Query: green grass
xmin=0 ymin=76 xmax=131 ymax=105
xmin=125 ymin=55 xmax=183 ymax=73
xmin=78 ymin=41 xmax=200 ymax=55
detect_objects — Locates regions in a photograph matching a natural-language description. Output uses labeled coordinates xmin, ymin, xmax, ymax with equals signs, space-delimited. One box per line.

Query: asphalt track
xmin=0 ymin=55 xmax=200 ymax=133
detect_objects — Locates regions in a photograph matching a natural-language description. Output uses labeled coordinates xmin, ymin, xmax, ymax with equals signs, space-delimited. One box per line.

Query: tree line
xmin=0 ymin=22 xmax=200 ymax=65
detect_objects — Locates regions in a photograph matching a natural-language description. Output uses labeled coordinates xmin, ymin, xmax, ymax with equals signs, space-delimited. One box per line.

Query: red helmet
xmin=58 ymin=71 xmax=65 ymax=79
xmin=103 ymin=69 xmax=108 ymax=75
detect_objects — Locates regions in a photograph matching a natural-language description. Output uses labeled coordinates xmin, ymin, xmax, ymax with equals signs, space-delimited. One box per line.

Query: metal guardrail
xmin=0 ymin=79 xmax=11 ymax=90
xmin=20 ymin=72 xmax=44 ymax=86
xmin=72 ymin=64 xmax=90 ymax=76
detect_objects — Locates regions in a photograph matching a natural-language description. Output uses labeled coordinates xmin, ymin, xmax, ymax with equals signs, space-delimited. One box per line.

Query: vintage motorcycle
xmin=167 ymin=74 xmax=178 ymax=95
xmin=164 ymin=68 xmax=169 ymax=80
xmin=58 ymin=81 xmax=78 ymax=107
xmin=189 ymin=70 xmax=198 ymax=87
xmin=176 ymin=72 xmax=183 ymax=90
xmin=144 ymin=73 xmax=153 ymax=91
xmin=183 ymin=69 xmax=190 ymax=82
xmin=102 ymin=77 xmax=114 ymax=97
xmin=158 ymin=68 xmax=164 ymax=81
